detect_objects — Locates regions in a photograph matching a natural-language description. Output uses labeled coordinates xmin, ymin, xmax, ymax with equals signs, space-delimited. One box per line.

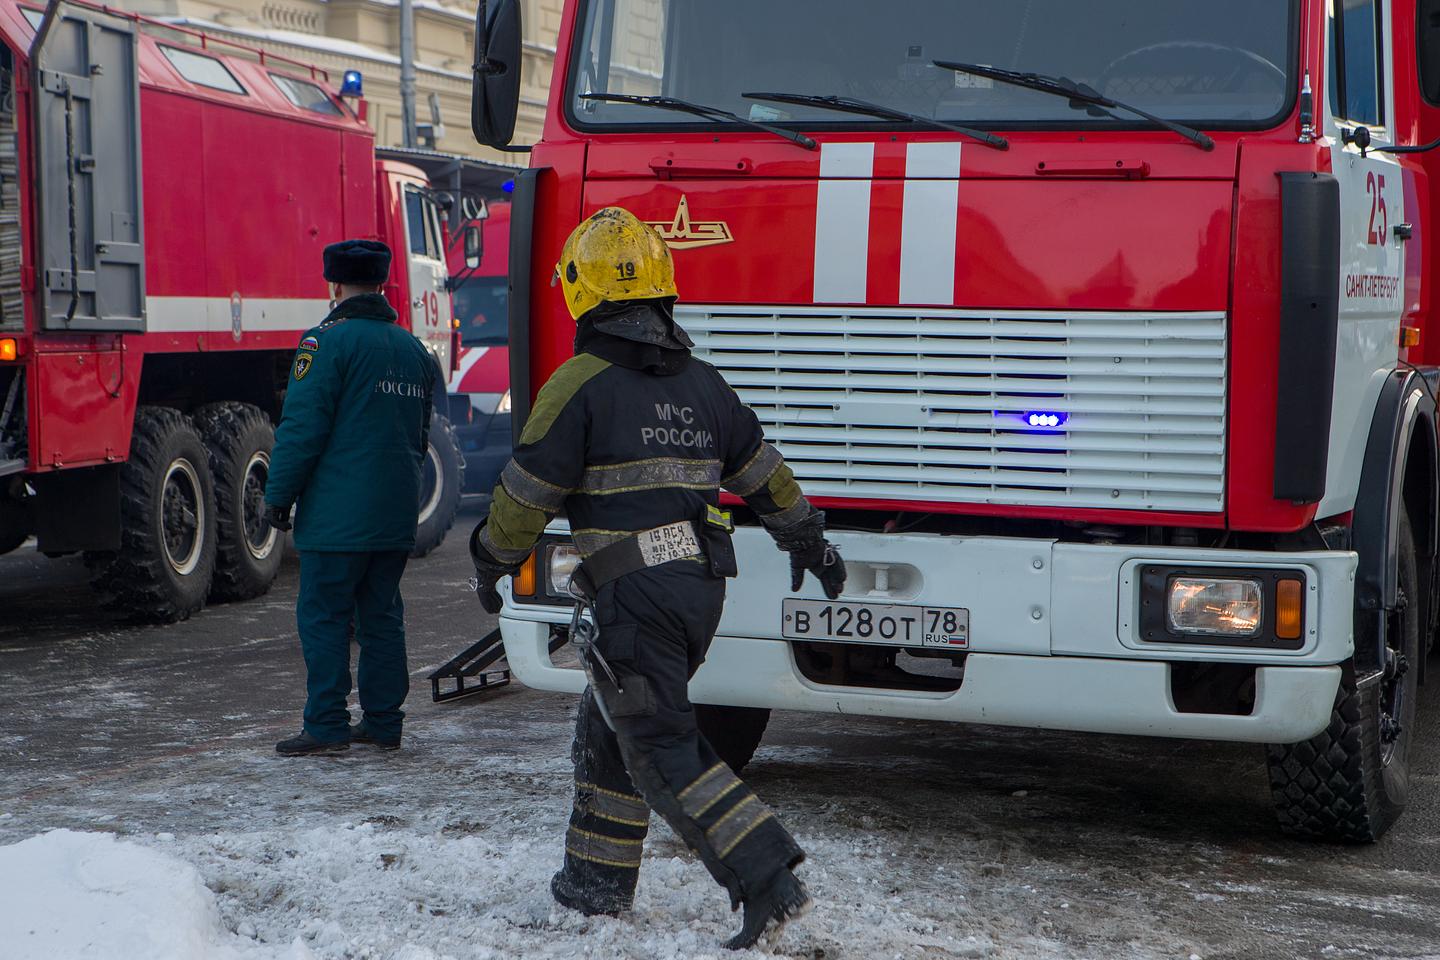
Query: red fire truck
xmin=0 ymin=0 xmax=469 ymax=622
xmin=471 ymin=0 xmax=1440 ymax=840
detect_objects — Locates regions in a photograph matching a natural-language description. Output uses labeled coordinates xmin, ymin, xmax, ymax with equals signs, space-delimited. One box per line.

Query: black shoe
xmin=725 ymin=869 xmax=812 ymax=951
xmin=349 ymin=723 xmax=401 ymax=750
xmin=550 ymin=871 xmax=625 ymax=917
xmin=275 ymin=731 xmax=349 ymax=756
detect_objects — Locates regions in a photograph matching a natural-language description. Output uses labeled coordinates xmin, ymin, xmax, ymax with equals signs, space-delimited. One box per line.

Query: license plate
xmin=781 ymin=598 xmax=969 ymax=649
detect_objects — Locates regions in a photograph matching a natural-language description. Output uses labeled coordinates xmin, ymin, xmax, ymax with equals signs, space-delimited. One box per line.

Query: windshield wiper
xmin=931 ymin=61 xmax=1214 ymax=152
xmin=579 ymin=93 xmax=817 ymax=150
xmin=742 ymin=92 xmax=1007 ymax=150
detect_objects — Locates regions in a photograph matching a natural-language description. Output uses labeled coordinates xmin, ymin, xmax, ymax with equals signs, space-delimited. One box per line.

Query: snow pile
xmin=0 ymin=829 xmax=309 ymax=960
xmin=174 ymin=818 xmax=1073 ymax=960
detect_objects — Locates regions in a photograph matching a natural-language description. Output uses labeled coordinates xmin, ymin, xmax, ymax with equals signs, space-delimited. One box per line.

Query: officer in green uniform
xmin=265 ymin=239 xmax=435 ymax=756
xmin=470 ymin=209 xmax=845 ymax=949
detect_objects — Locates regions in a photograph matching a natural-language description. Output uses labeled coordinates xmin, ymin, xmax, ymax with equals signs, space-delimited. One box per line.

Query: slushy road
xmin=2 ymin=504 xmax=1438 ymax=959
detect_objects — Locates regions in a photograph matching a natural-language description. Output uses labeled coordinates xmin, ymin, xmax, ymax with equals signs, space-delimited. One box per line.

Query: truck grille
xmin=682 ymin=306 xmax=1227 ymax=513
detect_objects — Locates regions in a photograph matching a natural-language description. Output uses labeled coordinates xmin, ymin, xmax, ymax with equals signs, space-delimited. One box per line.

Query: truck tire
xmin=85 ymin=406 xmax=218 ymax=623
xmin=194 ymin=402 xmax=282 ymax=603
xmin=411 ymin=414 xmax=464 ymax=558
xmin=696 ymin=704 xmax=772 ymax=774
xmin=1265 ymin=507 xmax=1420 ymax=842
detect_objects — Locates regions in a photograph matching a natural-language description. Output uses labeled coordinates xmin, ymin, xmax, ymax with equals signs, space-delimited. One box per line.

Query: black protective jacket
xmin=477 ymin=319 xmax=813 ymax=566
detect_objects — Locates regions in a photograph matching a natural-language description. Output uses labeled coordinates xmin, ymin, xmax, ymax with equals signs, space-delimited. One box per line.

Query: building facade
xmin=117 ymin=0 xmax=566 ymax=163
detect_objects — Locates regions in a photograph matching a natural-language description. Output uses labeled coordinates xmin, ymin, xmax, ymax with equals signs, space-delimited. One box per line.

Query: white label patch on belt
xmin=638 ymin=524 xmax=700 ymax=566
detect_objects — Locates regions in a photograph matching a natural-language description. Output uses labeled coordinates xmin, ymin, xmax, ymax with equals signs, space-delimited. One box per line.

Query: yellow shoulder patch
xmin=293 ymin=352 xmax=315 ymax=381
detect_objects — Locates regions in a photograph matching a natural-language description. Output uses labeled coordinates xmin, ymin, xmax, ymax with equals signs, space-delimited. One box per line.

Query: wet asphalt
xmin=2 ymin=501 xmax=1440 ymax=959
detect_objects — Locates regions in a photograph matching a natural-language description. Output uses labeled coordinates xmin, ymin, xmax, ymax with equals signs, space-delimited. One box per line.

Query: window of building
xmin=270 ymin=73 xmax=342 ymax=115
xmin=1330 ymin=0 xmax=1384 ymax=126
xmin=161 ymin=46 xmax=246 ymax=95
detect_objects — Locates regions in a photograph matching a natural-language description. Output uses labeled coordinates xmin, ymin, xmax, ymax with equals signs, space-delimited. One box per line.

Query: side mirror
xmin=464 ymin=225 xmax=483 ymax=270
xmin=1342 ymin=125 xmax=1373 ymax=157
xmin=471 ymin=0 xmax=522 ymax=148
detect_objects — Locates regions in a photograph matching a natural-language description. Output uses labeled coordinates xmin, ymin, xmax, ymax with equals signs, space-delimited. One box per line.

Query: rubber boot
xmin=551 ymin=870 xmax=629 ymax=917
xmin=725 ymin=868 xmax=812 ymax=951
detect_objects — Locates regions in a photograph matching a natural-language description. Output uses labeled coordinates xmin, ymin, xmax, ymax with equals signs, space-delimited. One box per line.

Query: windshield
xmin=569 ymin=0 xmax=1295 ymax=130
xmin=454 ymin=277 xmax=508 ymax=347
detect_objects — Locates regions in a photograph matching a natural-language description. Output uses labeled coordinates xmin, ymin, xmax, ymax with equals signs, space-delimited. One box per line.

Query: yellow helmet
xmin=554 ymin=207 xmax=678 ymax=321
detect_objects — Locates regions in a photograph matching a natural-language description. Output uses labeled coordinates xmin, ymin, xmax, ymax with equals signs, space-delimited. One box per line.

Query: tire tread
xmin=84 ymin=405 xmax=217 ymax=623
xmin=194 ymin=401 xmax=280 ymax=602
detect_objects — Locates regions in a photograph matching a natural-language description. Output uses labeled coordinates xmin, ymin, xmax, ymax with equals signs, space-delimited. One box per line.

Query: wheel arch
xmin=1353 ymin=368 xmax=1439 ymax=676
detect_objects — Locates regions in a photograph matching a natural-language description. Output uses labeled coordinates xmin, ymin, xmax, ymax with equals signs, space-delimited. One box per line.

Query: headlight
xmin=508 ymin=536 xmax=581 ymax=606
xmin=547 ymin=543 xmax=581 ymax=597
xmin=496 ymin=389 xmax=512 ymax=414
xmin=1167 ymin=578 xmax=1262 ymax=636
xmin=1138 ymin=566 xmax=1307 ymax=649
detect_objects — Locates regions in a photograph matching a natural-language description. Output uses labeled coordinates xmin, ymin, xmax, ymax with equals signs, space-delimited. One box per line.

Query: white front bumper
xmin=498 ymin=527 xmax=1356 ymax=744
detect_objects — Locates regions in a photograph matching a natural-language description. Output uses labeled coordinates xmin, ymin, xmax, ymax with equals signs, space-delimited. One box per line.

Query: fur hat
xmin=323 ymin=239 xmax=391 ymax=285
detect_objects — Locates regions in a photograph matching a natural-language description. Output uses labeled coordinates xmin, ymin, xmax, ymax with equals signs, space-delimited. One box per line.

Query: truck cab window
xmin=405 ymin=188 xmax=442 ymax=261
xmin=269 ymin=73 xmax=342 ymax=115
xmin=405 ymin=189 xmax=430 ymax=258
xmin=161 ymin=46 xmax=246 ymax=95
xmin=454 ymin=277 xmax=508 ymax=346
xmin=1330 ymin=0 xmax=1385 ymax=125
xmin=1418 ymin=0 xmax=1440 ymax=103
xmin=570 ymin=0 xmax=1294 ymax=131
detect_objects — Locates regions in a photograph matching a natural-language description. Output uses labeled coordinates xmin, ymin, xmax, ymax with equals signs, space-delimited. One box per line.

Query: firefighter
xmin=264 ymin=239 xmax=435 ymax=757
xmin=469 ymin=208 xmax=846 ymax=950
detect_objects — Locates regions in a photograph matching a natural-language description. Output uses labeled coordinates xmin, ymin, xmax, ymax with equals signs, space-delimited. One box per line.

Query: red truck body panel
xmin=0 ymin=1 xmax=430 ymax=473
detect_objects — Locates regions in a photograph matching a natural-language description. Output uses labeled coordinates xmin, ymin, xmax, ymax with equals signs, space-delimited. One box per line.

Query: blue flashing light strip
xmin=501 ymin=179 xmax=516 ymax=193
xmin=1022 ymin=411 xmax=1068 ymax=429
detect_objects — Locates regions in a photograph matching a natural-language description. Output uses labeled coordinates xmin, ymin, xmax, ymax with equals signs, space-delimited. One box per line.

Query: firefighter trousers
xmin=554 ymin=562 xmax=804 ymax=914
xmin=297 ymin=549 xmax=410 ymax=743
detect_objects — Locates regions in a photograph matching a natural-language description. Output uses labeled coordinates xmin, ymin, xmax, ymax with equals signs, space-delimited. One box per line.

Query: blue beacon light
xmin=1024 ymin=412 xmax=1067 ymax=428
xmin=501 ymin=179 xmax=516 ymax=193
xmin=340 ymin=70 xmax=364 ymax=97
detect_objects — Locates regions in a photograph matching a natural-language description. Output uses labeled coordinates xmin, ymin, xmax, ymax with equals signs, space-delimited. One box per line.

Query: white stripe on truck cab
xmin=899 ymin=142 xmax=961 ymax=306
xmin=812 ymin=143 xmax=874 ymax=304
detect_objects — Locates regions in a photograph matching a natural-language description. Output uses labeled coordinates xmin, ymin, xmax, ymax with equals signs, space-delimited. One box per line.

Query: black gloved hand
xmin=789 ymin=540 xmax=845 ymax=599
xmin=262 ymin=504 xmax=292 ymax=532
xmin=470 ymin=522 xmax=520 ymax=614
xmin=772 ymin=510 xmax=846 ymax=600
xmin=473 ymin=568 xmax=505 ymax=614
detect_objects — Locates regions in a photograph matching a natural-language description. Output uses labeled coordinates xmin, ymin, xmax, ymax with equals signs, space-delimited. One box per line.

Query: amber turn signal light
xmin=1276 ymin=578 xmax=1303 ymax=640
xmin=0 ymin=338 xmax=16 ymax=362
xmin=1401 ymin=326 xmax=1422 ymax=349
xmin=513 ymin=551 xmax=538 ymax=597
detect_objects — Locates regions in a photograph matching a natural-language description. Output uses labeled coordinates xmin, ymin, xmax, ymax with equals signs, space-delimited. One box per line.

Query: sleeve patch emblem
xmin=293 ymin=352 xmax=314 ymax=381
xmin=299 ymin=335 xmax=319 ymax=351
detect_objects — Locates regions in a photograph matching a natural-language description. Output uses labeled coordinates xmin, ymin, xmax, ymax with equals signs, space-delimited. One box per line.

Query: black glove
xmin=262 ymin=504 xmax=292 ymax=532
xmin=470 ymin=523 xmax=520 ymax=614
xmin=473 ymin=568 xmax=505 ymax=614
xmin=772 ymin=511 xmax=846 ymax=600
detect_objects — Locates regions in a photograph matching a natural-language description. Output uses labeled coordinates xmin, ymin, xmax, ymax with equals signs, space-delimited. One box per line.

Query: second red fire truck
xmin=0 ymin=0 xmax=470 ymax=622
xmin=471 ymin=0 xmax=1440 ymax=841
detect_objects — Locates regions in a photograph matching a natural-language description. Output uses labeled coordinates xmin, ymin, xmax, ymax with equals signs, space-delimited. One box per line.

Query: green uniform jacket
xmin=265 ymin=293 xmax=435 ymax=552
